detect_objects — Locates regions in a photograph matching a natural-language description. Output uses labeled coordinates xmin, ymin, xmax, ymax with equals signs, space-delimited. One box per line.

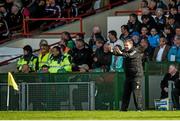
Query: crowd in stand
xmin=16 ymin=0 xmax=180 ymax=74
xmin=0 ymin=0 xmax=130 ymax=40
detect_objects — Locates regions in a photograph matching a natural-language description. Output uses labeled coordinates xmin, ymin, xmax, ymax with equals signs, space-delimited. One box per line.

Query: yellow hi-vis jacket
xmin=48 ymin=53 xmax=72 ymax=73
xmin=38 ymin=52 xmax=51 ymax=69
xmin=17 ymin=55 xmax=38 ymax=72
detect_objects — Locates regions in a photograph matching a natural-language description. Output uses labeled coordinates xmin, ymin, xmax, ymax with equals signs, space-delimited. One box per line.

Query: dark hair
xmin=96 ymin=35 xmax=105 ymax=43
xmin=129 ymin=13 xmax=138 ymax=20
xmin=141 ymin=15 xmax=150 ymax=21
xmin=164 ymin=25 xmax=174 ymax=33
xmin=62 ymin=31 xmax=72 ymax=40
xmin=76 ymin=39 xmax=85 ymax=43
xmin=23 ymin=45 xmax=33 ymax=53
xmin=160 ymin=37 xmax=168 ymax=43
xmin=108 ymin=30 xmax=117 ymax=38
xmin=121 ymin=25 xmax=129 ymax=32
xmin=42 ymin=65 xmax=49 ymax=69
xmin=76 ymin=33 xmax=84 ymax=39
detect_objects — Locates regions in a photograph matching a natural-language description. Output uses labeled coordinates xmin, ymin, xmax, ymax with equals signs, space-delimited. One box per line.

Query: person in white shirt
xmin=153 ymin=37 xmax=170 ymax=62
xmin=106 ymin=30 xmax=124 ymax=50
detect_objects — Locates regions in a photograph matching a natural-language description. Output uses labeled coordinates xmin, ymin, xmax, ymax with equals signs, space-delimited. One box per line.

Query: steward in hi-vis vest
xmin=17 ymin=45 xmax=38 ymax=72
xmin=48 ymin=46 xmax=72 ymax=73
xmin=38 ymin=44 xmax=51 ymax=69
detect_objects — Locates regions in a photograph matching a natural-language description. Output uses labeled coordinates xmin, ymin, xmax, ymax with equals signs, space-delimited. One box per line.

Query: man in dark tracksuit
xmin=111 ymin=39 xmax=143 ymax=111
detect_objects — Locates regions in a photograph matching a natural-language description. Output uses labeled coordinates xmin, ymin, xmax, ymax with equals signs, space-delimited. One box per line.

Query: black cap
xmin=96 ymin=35 xmax=105 ymax=43
xmin=23 ymin=45 xmax=33 ymax=53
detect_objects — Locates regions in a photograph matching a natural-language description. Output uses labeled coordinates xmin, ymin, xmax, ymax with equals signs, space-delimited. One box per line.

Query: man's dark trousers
xmin=121 ymin=76 xmax=143 ymax=111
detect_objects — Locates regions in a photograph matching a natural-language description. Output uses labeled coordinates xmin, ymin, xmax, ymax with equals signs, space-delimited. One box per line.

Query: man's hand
xmin=164 ymin=87 xmax=168 ymax=92
xmin=114 ymin=46 xmax=123 ymax=54
xmin=108 ymin=45 xmax=113 ymax=52
xmin=93 ymin=57 xmax=98 ymax=62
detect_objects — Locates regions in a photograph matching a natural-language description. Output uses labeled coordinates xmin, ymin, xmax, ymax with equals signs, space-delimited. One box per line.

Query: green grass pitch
xmin=0 ymin=111 xmax=180 ymax=120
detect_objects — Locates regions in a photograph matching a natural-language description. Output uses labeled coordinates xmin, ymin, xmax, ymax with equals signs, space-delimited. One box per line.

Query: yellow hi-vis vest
xmin=48 ymin=53 xmax=72 ymax=73
xmin=17 ymin=56 xmax=38 ymax=72
xmin=38 ymin=52 xmax=51 ymax=69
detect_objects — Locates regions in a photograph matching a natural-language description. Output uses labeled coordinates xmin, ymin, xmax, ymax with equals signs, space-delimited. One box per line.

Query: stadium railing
xmin=23 ymin=17 xmax=83 ymax=36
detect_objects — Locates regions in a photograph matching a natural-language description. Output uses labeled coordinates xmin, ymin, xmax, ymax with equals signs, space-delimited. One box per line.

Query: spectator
xmin=0 ymin=2 xmax=8 ymax=18
xmin=140 ymin=26 xmax=149 ymax=39
xmin=92 ymin=36 xmax=112 ymax=72
xmin=153 ymin=37 xmax=170 ymax=62
xmin=172 ymin=70 xmax=180 ymax=110
xmin=156 ymin=0 xmax=167 ymax=10
xmin=154 ymin=8 xmax=166 ymax=32
xmin=148 ymin=0 xmax=157 ymax=11
xmin=175 ymin=26 xmax=180 ymax=36
xmin=139 ymin=38 xmax=153 ymax=63
xmin=141 ymin=15 xmax=156 ymax=31
xmin=45 ymin=0 xmax=61 ymax=18
xmin=0 ymin=13 xmax=9 ymax=39
xmin=39 ymin=65 xmax=49 ymax=73
xmin=140 ymin=0 xmax=148 ymax=8
xmin=36 ymin=0 xmax=46 ymax=18
xmin=6 ymin=3 xmax=23 ymax=31
xmin=39 ymin=39 xmax=48 ymax=48
xmin=119 ymin=25 xmax=131 ymax=41
xmin=148 ymin=28 xmax=160 ymax=49
xmin=72 ymin=39 xmax=93 ymax=71
xmin=110 ymin=45 xmax=123 ymax=72
xmin=107 ymin=30 xmax=124 ymax=50
xmin=89 ymin=25 xmax=103 ymax=51
xmin=100 ymin=43 xmax=112 ymax=72
xmin=169 ymin=7 xmax=180 ymax=21
xmin=4 ymin=0 xmax=14 ymax=13
xmin=17 ymin=45 xmax=38 ymax=72
xmin=168 ymin=35 xmax=180 ymax=62
xmin=167 ymin=15 xmax=179 ymax=30
xmin=61 ymin=31 xmax=75 ymax=51
xmin=62 ymin=0 xmax=78 ymax=17
xmin=160 ymin=64 xmax=179 ymax=99
xmin=127 ymin=13 xmax=142 ymax=33
xmin=131 ymin=32 xmax=141 ymax=47
xmin=48 ymin=46 xmax=72 ymax=73
xmin=38 ymin=44 xmax=51 ymax=69
xmin=22 ymin=0 xmax=37 ymax=18
xmin=21 ymin=64 xmax=30 ymax=73
xmin=162 ymin=25 xmax=175 ymax=46
xmin=168 ymin=0 xmax=178 ymax=9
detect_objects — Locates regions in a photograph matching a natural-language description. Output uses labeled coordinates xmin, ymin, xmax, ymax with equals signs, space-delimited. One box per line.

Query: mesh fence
xmin=0 ymin=82 xmax=94 ymax=111
xmin=27 ymin=82 xmax=92 ymax=111
xmin=0 ymin=72 xmax=120 ymax=110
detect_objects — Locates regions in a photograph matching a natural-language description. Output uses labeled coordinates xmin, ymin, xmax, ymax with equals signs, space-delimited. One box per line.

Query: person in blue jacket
xmin=168 ymin=35 xmax=180 ymax=62
xmin=148 ymin=28 xmax=160 ymax=49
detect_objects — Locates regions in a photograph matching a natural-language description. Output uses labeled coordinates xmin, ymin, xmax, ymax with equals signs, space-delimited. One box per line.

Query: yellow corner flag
xmin=8 ymin=72 xmax=19 ymax=91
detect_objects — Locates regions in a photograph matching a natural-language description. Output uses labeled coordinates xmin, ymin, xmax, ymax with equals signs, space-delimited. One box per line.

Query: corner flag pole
xmin=7 ymin=85 xmax=10 ymax=110
xmin=7 ymin=72 xmax=19 ymax=110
